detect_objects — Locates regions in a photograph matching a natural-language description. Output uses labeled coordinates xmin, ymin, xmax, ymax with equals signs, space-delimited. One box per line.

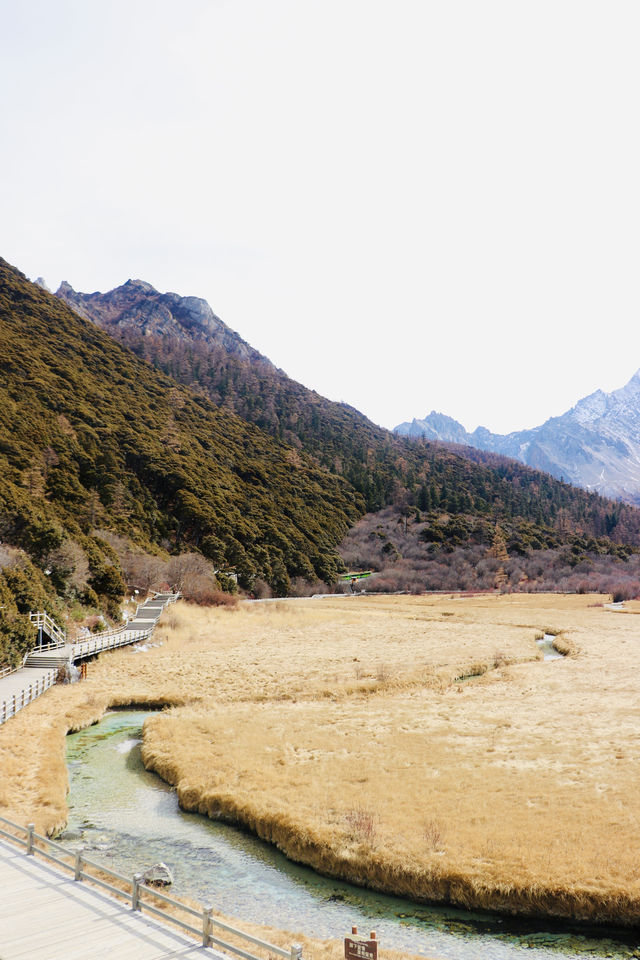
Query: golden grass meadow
xmin=2 ymin=592 xmax=640 ymax=952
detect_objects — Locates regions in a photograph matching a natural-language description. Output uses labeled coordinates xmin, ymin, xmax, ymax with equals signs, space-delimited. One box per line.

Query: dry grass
xmin=3 ymin=594 xmax=640 ymax=933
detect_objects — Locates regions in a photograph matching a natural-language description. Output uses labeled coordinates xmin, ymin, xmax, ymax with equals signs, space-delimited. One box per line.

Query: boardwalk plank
xmin=0 ymin=840 xmax=223 ymax=960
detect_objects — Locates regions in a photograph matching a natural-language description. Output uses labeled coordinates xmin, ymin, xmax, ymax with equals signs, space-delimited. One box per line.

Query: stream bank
xmin=61 ymin=710 xmax=640 ymax=960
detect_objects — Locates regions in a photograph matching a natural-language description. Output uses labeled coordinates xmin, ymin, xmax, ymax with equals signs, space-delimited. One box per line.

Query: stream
xmin=61 ymin=711 xmax=639 ymax=960
xmin=536 ymin=634 xmax=564 ymax=661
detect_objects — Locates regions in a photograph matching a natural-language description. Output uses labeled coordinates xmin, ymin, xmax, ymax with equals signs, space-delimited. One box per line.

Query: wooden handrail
xmin=0 ymin=815 xmax=302 ymax=959
xmin=0 ymin=670 xmax=57 ymax=725
xmin=29 ymin=610 xmax=67 ymax=648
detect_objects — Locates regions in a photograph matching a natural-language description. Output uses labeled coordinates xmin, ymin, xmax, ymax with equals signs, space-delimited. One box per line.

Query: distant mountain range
xmin=395 ymin=371 xmax=640 ymax=505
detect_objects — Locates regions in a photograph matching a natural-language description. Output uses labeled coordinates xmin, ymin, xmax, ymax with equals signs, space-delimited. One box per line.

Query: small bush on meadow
xmin=186 ymin=588 xmax=238 ymax=608
xmin=344 ymin=808 xmax=377 ymax=845
xmin=423 ymin=818 xmax=445 ymax=851
xmin=612 ymin=585 xmax=635 ymax=603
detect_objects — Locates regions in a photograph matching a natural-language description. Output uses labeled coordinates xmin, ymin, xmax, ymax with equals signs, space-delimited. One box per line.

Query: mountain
xmin=55 ymin=278 xmax=418 ymax=511
xmin=0 ymin=259 xmax=365 ymax=631
xmin=5 ymin=257 xmax=640 ymax=665
xmin=395 ymin=371 xmax=640 ymax=505
xmin=54 ymin=275 xmax=640 ymax=556
xmin=56 ymin=279 xmax=271 ymax=366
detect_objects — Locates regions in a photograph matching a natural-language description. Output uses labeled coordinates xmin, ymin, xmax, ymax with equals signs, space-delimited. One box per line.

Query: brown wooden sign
xmin=344 ymin=935 xmax=378 ymax=960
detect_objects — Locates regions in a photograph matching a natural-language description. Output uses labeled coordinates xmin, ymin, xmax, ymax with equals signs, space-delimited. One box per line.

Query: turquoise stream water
xmin=62 ymin=711 xmax=639 ymax=960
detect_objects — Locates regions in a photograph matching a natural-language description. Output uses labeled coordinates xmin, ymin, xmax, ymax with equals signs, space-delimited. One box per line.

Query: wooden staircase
xmin=28 ymin=611 xmax=67 ymax=649
xmin=1 ymin=593 xmax=181 ymax=727
xmin=23 ymin=651 xmax=70 ymax=669
xmin=23 ymin=593 xmax=180 ymax=670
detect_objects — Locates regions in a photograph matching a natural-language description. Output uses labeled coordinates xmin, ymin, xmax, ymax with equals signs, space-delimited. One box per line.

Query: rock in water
xmin=142 ymin=862 xmax=174 ymax=886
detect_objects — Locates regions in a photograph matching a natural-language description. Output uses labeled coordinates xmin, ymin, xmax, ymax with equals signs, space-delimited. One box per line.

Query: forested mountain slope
xmin=56 ymin=277 xmax=640 ymax=553
xmin=0 ymin=259 xmax=363 ymax=649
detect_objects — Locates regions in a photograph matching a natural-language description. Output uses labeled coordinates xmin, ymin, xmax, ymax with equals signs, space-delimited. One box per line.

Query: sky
xmin=2 ymin=0 xmax=640 ymax=435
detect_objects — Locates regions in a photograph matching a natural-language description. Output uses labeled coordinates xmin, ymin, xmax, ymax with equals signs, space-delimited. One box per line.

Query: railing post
xmin=202 ymin=904 xmax=213 ymax=947
xmin=290 ymin=945 xmax=303 ymax=959
xmin=26 ymin=823 xmax=35 ymax=855
xmin=74 ymin=846 xmax=84 ymax=880
xmin=132 ymin=872 xmax=143 ymax=911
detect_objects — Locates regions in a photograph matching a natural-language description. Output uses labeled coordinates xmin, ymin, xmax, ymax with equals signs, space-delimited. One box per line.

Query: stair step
xmin=25 ymin=659 xmax=65 ymax=669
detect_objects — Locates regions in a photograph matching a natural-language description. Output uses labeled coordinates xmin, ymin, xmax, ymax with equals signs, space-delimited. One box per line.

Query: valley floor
xmin=2 ymin=594 xmax=640 ymax=941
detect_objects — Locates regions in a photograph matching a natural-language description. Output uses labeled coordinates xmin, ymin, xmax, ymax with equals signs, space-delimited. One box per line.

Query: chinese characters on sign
xmin=344 ymin=928 xmax=378 ymax=960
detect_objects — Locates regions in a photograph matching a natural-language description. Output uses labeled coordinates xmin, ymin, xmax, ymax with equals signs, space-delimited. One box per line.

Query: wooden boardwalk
xmin=0 ymin=837 xmax=223 ymax=960
xmin=0 ymin=593 xmax=180 ymax=726
xmin=0 ymin=666 xmax=56 ymax=724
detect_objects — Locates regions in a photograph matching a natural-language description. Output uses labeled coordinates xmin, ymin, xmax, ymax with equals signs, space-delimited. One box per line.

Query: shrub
xmin=251 ymin=578 xmax=272 ymax=600
xmin=89 ymin=563 xmax=125 ymax=603
xmin=612 ymin=585 xmax=634 ymax=603
xmin=186 ymin=588 xmax=238 ymax=608
xmin=423 ymin=818 xmax=445 ymax=850
xmin=288 ymin=577 xmax=329 ymax=597
xmin=344 ymin=808 xmax=377 ymax=845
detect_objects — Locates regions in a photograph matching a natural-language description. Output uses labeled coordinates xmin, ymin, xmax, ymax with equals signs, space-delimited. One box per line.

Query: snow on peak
xmin=571 ymin=389 xmax=607 ymax=424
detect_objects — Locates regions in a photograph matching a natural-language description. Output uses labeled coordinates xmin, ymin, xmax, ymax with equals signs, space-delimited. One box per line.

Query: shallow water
xmin=536 ymin=634 xmax=565 ymax=661
xmin=62 ymin=711 xmax=639 ymax=959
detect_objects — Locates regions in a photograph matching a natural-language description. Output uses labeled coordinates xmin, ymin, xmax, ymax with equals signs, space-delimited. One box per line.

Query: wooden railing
xmin=71 ymin=625 xmax=151 ymax=658
xmin=0 ymin=816 xmax=302 ymax=959
xmin=29 ymin=610 xmax=67 ymax=649
xmin=0 ymin=671 xmax=57 ymax=724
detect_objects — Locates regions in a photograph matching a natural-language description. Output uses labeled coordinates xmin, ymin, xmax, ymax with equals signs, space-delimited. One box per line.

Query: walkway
xmin=0 ymin=837 xmax=221 ymax=960
xmin=0 ymin=592 xmax=180 ymax=725
xmin=0 ymin=666 xmax=56 ymax=724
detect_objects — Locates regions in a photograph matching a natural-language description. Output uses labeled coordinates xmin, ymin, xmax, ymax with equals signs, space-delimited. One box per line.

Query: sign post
xmin=344 ymin=926 xmax=378 ymax=960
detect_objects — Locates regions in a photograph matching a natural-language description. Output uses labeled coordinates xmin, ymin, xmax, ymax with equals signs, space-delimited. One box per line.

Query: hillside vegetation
xmin=341 ymin=504 xmax=640 ymax=596
xmin=69 ymin=299 xmax=640 ymax=549
xmin=0 ymin=259 xmax=365 ymax=661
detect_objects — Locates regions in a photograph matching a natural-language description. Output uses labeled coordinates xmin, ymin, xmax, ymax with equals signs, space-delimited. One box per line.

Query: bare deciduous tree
xmin=166 ymin=553 xmax=217 ymax=595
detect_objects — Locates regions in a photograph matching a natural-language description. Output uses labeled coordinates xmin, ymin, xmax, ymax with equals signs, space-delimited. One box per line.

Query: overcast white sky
xmin=2 ymin=0 xmax=640 ymax=434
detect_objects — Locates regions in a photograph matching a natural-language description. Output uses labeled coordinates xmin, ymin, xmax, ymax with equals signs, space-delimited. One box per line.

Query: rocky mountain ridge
xmin=395 ymin=370 xmax=640 ymax=504
xmin=55 ymin=278 xmax=273 ymax=367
